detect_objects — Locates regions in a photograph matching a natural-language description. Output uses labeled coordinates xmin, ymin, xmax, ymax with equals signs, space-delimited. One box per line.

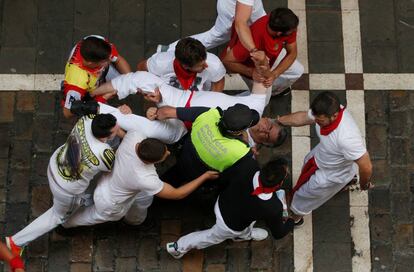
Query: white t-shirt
xmin=49 ymin=115 xmax=114 ymax=195
xmin=146 ymin=51 xmax=226 ymax=92
xmin=218 ymin=0 xmax=265 ymax=26
xmin=308 ymin=107 xmax=366 ymax=184
xmin=99 ymin=130 xmax=164 ymax=204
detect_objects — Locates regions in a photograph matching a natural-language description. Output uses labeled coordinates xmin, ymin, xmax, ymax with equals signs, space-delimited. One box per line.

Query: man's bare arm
xmin=222 ymin=49 xmax=254 ymax=77
xmin=277 ymin=111 xmax=315 ymax=127
xmin=136 ymin=59 xmax=148 ymax=71
xmin=91 ymin=81 xmax=117 ymax=97
xmin=355 ymin=152 xmax=373 ymax=190
xmin=156 ymin=171 xmax=219 ymax=200
xmin=234 ymin=2 xmax=256 ymax=52
xmin=211 ymin=77 xmax=225 ymax=92
xmin=114 ymin=55 xmax=132 ymax=74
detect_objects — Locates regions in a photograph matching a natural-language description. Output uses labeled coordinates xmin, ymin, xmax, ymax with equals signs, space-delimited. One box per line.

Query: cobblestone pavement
xmin=0 ymin=0 xmax=413 ymax=271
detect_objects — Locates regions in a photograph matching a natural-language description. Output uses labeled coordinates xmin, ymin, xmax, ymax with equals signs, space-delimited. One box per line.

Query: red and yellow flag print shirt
xmin=225 ymin=15 xmax=296 ymax=70
xmin=62 ymin=35 xmax=119 ymax=109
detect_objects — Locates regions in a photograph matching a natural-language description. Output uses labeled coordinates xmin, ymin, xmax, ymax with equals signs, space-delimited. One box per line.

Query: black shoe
xmin=294 ymin=218 xmax=304 ymax=229
xmin=273 ymin=87 xmax=292 ymax=97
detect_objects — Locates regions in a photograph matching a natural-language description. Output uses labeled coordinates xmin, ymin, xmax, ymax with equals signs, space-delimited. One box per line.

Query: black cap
xmin=221 ymin=104 xmax=260 ymax=132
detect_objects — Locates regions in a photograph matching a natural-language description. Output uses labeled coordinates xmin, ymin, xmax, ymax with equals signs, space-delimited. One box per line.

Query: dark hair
xmin=260 ymin=158 xmax=289 ymax=187
xmin=269 ymin=8 xmax=299 ymax=33
xmin=175 ymin=37 xmax=207 ymax=68
xmin=91 ymin=114 xmax=117 ymax=138
xmin=137 ymin=138 xmax=167 ymax=163
xmin=310 ymin=91 xmax=341 ymax=117
xmin=80 ymin=36 xmax=112 ymax=62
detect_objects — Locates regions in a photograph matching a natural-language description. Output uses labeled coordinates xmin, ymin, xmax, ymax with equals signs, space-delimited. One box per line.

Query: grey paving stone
xmin=365 ymin=91 xmax=389 ymax=125
xmin=33 ymin=115 xmax=56 ymax=153
xmin=27 ymin=235 xmax=49 ymax=258
xmin=137 ymin=236 xmax=158 ymax=270
xmin=109 ymin=0 xmax=144 ymax=23
xmin=391 ymin=193 xmax=412 ymax=223
xmin=71 ymin=229 xmax=93 ymax=263
xmin=10 ymin=140 xmax=32 ymax=170
xmin=371 ymin=243 xmax=393 ymax=272
xmin=73 ymin=0 xmax=110 ymax=41
xmin=94 ymin=238 xmax=115 ymax=271
xmin=115 ymin=257 xmax=137 ymax=272
xmin=313 ymin=204 xmax=351 ymax=243
xmin=38 ymin=0 xmax=74 ymax=23
xmin=8 ymin=169 xmax=30 ymax=203
xmin=360 ymin=11 xmax=396 ymax=44
xmin=308 ymin=41 xmax=344 ymax=73
xmin=14 ymin=112 xmax=34 ymax=140
xmin=181 ymin=0 xmax=216 ymax=21
xmin=227 ymin=247 xmax=250 ymax=272
xmin=263 ymin=0 xmax=288 ymax=10
xmin=251 ymin=239 xmax=273 ymax=270
xmin=5 ymin=202 xmax=29 ymax=234
xmin=48 ymin=241 xmax=71 ymax=272
xmin=37 ymin=92 xmax=57 ymax=116
xmin=370 ymin=213 xmax=393 ymax=243
xmin=362 ymin=44 xmax=399 ymax=73
xmin=108 ymin=21 xmax=145 ymax=66
xmin=204 ymin=242 xmax=227 ymax=264
xmin=26 ymin=257 xmax=48 ymax=272
xmin=313 ymin=242 xmax=352 ymax=272
xmin=159 ymin=250 xmax=181 ymax=272
xmin=115 ymin=229 xmax=137 ymax=258
xmin=0 ymin=125 xmax=11 ymax=159
xmin=0 ymin=47 xmax=36 ymax=73
xmin=145 ymin=0 xmax=181 ymax=45
xmin=389 ymin=138 xmax=408 ymax=166
xmin=367 ymin=125 xmax=388 ymax=159
xmin=306 ymin=0 xmax=341 ymax=11
xmin=390 ymin=167 xmax=410 ymax=193
xmin=30 ymin=154 xmax=50 ymax=185
xmin=369 ymin=187 xmax=391 ymax=214
xmin=30 ymin=185 xmax=52 ymax=218
xmin=389 ymin=91 xmax=410 ymax=111
xmin=181 ymin=19 xmax=216 ymax=39
xmin=1 ymin=0 xmax=37 ymax=47
xmin=392 ymin=224 xmax=413 ymax=251
xmin=397 ymin=41 xmax=414 ymax=72
xmin=36 ymin=21 xmax=74 ymax=74
xmin=307 ymin=10 xmax=343 ymax=42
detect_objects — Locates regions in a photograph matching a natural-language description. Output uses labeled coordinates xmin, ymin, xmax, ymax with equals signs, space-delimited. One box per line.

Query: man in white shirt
xmin=277 ymin=92 xmax=373 ymax=222
xmin=62 ymin=132 xmax=218 ymax=228
xmin=6 ymin=114 xmax=121 ymax=255
xmin=137 ymin=37 xmax=226 ymax=92
xmin=160 ymin=0 xmax=266 ymax=51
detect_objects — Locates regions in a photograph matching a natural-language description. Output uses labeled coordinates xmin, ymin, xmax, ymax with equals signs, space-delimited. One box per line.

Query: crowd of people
xmin=2 ymin=1 xmax=373 ymax=270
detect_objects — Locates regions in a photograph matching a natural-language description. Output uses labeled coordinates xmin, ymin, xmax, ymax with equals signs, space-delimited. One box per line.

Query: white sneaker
xmin=156 ymin=44 xmax=169 ymax=53
xmin=166 ymin=242 xmax=185 ymax=259
xmin=233 ymin=227 xmax=268 ymax=242
xmin=250 ymin=228 xmax=269 ymax=241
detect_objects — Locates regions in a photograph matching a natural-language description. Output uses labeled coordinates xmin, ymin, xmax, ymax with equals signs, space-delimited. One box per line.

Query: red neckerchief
xmin=291 ymin=157 xmax=318 ymax=196
xmin=173 ymin=58 xmax=197 ymax=90
xmin=320 ymin=107 xmax=345 ymax=136
xmin=183 ymin=91 xmax=195 ymax=130
xmin=251 ymin=176 xmax=281 ymax=196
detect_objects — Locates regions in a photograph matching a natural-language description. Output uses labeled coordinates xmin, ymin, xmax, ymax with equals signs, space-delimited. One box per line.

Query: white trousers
xmin=290 ymin=150 xmax=350 ymax=216
xmin=168 ymin=0 xmax=266 ymax=50
xmin=176 ymin=199 xmax=255 ymax=254
xmin=159 ymin=84 xmax=267 ymax=116
xmin=12 ymin=166 xmax=84 ymax=246
xmin=241 ymin=49 xmax=304 ymax=95
xmin=63 ymin=182 xmax=154 ymax=228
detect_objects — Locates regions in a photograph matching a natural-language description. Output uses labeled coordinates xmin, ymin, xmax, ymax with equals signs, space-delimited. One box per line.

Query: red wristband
xmin=9 ymin=256 xmax=25 ymax=272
